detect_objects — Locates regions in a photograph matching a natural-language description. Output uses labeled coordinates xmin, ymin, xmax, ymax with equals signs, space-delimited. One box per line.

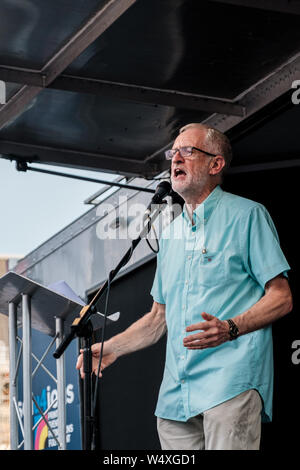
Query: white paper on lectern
xmin=48 ymin=280 xmax=120 ymax=324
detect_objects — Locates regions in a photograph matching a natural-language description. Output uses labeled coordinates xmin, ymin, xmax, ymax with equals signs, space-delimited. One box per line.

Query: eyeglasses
xmin=165 ymin=146 xmax=218 ymax=160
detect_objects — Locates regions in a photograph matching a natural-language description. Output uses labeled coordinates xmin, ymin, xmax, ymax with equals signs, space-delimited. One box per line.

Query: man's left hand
xmin=183 ymin=312 xmax=230 ymax=349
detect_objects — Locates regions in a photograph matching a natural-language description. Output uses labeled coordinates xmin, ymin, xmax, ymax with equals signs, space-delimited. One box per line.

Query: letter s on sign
xmin=291 ymin=340 xmax=300 ymax=365
xmin=291 ymin=80 xmax=300 ymax=105
xmin=66 ymin=384 xmax=75 ymax=404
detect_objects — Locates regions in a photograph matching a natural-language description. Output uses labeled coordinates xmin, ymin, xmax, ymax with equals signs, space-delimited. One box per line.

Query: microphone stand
xmin=53 ymin=201 xmax=167 ymax=450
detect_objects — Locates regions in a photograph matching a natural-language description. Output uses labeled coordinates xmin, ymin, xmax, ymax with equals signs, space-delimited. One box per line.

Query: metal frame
xmin=0 ymin=2 xmax=299 ymax=178
xmin=0 ymin=66 xmax=44 ymax=87
xmin=0 ymin=9 xmax=299 ymax=176
xmin=203 ymin=51 xmax=300 ymax=133
xmin=227 ymin=157 xmax=300 ymax=175
xmin=83 ymin=175 xmax=131 ymax=205
xmin=0 ymin=140 xmax=157 ymax=177
xmin=52 ymin=77 xmax=244 ymax=115
xmin=0 ymin=0 xmax=137 ymax=129
xmin=145 ymin=51 xmax=300 ymax=165
xmin=8 ymin=296 xmax=67 ymax=450
xmin=0 ymin=66 xmax=245 ymax=116
xmin=209 ymin=0 xmax=300 ymax=15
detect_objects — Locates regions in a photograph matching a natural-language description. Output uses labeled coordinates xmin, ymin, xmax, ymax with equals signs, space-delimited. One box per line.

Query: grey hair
xmin=179 ymin=123 xmax=233 ymax=175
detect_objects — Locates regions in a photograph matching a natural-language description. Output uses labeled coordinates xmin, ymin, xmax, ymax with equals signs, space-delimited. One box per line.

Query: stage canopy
xmin=0 ymin=0 xmax=300 ymax=178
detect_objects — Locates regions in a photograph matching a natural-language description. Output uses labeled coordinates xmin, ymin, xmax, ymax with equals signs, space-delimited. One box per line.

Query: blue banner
xmin=17 ymin=327 xmax=82 ymax=450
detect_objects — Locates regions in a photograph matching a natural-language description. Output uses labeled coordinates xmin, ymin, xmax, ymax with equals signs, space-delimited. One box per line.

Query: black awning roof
xmin=1 ymin=0 xmax=300 ymax=178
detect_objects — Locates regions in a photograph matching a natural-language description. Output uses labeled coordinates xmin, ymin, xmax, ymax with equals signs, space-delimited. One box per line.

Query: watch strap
xmin=226 ymin=319 xmax=239 ymax=341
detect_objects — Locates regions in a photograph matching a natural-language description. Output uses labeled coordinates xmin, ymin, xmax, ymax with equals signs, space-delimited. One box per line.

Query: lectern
xmin=0 ymin=272 xmax=118 ymax=450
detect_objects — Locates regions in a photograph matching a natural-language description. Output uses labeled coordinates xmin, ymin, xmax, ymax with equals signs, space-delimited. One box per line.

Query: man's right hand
xmin=76 ymin=341 xmax=118 ymax=379
xmin=75 ymin=301 xmax=166 ymax=379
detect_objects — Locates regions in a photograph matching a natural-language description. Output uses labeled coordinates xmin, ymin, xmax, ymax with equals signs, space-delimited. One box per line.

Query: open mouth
xmin=173 ymin=168 xmax=186 ymax=179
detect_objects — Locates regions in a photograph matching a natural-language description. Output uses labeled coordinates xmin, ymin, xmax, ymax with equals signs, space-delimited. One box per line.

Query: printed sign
xmin=17 ymin=328 xmax=82 ymax=450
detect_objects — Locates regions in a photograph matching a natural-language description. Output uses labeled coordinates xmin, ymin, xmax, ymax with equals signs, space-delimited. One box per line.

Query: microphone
xmin=144 ymin=181 xmax=172 ymax=217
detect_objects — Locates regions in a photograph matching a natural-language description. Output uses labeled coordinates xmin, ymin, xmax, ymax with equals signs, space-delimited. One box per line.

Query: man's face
xmin=170 ymin=128 xmax=213 ymax=200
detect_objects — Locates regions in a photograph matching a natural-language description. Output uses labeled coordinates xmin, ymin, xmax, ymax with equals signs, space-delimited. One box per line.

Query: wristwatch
xmin=226 ymin=319 xmax=239 ymax=341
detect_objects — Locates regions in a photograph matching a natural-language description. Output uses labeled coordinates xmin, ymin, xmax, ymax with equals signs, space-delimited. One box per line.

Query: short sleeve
xmin=240 ymin=204 xmax=290 ymax=289
xmin=150 ymin=238 xmax=165 ymax=304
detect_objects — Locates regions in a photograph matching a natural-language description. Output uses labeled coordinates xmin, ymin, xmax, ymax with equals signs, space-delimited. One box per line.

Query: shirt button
xmin=202 ymin=248 xmax=207 ymax=254
xmin=188 ymin=255 xmax=192 ymax=260
xmin=181 ymin=379 xmax=185 ymax=384
xmin=185 ymin=280 xmax=188 ymax=285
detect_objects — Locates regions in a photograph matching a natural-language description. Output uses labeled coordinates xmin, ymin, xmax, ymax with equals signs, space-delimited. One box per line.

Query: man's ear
xmin=209 ymin=155 xmax=225 ymax=176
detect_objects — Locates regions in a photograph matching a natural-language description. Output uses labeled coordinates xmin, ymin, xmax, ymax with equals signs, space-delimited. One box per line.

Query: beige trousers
xmin=157 ymin=389 xmax=262 ymax=450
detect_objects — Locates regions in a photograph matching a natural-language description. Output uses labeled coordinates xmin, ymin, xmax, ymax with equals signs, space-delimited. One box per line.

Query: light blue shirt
xmin=151 ymin=185 xmax=290 ymax=423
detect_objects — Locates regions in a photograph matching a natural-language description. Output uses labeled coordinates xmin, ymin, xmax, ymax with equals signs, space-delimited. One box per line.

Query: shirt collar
xmin=182 ymin=185 xmax=223 ymax=227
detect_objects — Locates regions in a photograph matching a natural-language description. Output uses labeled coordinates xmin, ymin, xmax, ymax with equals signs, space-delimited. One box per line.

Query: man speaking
xmin=76 ymin=123 xmax=292 ymax=450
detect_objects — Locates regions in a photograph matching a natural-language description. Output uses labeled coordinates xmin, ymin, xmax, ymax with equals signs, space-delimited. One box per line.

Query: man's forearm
xmin=105 ymin=303 xmax=167 ymax=359
xmin=232 ymin=279 xmax=293 ymax=336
